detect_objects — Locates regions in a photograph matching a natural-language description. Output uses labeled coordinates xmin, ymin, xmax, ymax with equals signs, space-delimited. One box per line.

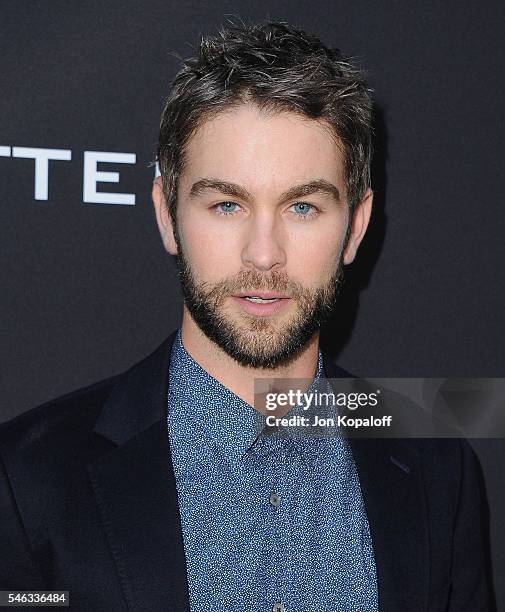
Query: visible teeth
xmin=245 ymin=297 xmax=279 ymax=303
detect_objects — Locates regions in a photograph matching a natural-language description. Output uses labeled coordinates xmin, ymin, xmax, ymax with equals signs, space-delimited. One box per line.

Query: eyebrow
xmin=189 ymin=178 xmax=341 ymax=204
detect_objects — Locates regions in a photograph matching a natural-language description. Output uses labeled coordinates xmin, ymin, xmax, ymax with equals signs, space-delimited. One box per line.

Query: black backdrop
xmin=1 ymin=1 xmax=504 ymax=607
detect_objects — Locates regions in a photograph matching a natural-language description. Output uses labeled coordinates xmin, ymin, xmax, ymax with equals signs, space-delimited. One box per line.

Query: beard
xmin=174 ymin=246 xmax=344 ymax=370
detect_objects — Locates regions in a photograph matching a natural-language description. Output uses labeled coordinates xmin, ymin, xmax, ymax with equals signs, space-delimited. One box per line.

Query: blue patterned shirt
xmin=167 ymin=330 xmax=378 ymax=612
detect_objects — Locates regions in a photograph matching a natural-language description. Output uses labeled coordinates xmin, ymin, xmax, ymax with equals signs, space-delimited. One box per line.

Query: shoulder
xmin=0 ymin=376 xmax=124 ymax=505
xmin=398 ymin=437 xmax=482 ymax=516
xmin=0 ymin=374 xmax=119 ymax=458
xmin=0 ymin=332 xmax=177 ymax=460
xmin=398 ymin=437 xmax=478 ymax=480
xmin=401 ymin=436 xmax=479 ymax=471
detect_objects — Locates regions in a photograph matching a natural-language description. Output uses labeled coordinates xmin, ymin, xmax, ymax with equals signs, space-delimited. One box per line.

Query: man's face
xmin=154 ymin=103 xmax=371 ymax=368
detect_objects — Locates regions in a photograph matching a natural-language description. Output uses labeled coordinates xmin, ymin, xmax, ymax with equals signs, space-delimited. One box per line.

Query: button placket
xmin=269 ymin=438 xmax=289 ymax=611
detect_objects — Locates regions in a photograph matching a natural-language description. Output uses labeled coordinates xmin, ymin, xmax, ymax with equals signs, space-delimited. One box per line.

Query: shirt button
xmin=272 ymin=603 xmax=286 ymax=612
xmin=269 ymin=492 xmax=281 ymax=508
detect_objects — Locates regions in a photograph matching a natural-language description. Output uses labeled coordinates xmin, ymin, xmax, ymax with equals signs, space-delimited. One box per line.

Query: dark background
xmin=1 ymin=1 xmax=503 ymax=607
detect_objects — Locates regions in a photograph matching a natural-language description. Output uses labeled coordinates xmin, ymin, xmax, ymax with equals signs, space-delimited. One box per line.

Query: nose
xmin=241 ymin=209 xmax=287 ymax=272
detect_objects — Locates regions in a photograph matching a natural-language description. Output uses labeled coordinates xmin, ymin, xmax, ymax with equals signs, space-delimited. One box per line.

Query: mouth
xmin=231 ymin=292 xmax=291 ymax=316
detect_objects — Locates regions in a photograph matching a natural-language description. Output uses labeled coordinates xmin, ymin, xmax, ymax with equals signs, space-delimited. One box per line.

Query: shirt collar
xmin=168 ymin=329 xmax=325 ymax=463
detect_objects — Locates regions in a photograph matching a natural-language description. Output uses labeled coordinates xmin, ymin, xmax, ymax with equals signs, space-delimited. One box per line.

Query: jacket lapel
xmin=325 ymin=359 xmax=430 ymax=611
xmin=87 ymin=332 xmax=190 ymax=611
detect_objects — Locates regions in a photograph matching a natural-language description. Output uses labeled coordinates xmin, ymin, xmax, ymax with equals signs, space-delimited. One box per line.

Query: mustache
xmin=202 ymin=270 xmax=309 ymax=301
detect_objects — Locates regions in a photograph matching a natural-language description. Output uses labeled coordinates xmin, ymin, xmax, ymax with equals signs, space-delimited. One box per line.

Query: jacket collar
xmin=93 ymin=331 xmax=177 ymax=445
xmin=93 ymin=330 xmax=351 ymax=446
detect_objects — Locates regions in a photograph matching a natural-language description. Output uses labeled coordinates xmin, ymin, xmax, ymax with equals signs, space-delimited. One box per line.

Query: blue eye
xmin=291 ymin=202 xmax=315 ymax=216
xmin=216 ymin=201 xmax=239 ymax=214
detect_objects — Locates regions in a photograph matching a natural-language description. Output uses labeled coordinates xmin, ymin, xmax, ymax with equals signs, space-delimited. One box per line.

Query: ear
xmin=343 ymin=188 xmax=373 ymax=265
xmin=152 ymin=176 xmax=178 ymax=255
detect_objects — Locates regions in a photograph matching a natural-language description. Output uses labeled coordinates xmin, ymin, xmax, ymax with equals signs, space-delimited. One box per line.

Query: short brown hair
xmin=157 ymin=21 xmax=373 ymax=220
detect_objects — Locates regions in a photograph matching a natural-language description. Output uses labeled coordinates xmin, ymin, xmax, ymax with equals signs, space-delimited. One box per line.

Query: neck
xmin=180 ymin=306 xmax=320 ymax=408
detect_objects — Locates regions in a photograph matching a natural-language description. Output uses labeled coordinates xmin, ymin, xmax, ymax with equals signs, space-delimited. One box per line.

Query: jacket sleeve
xmin=448 ymin=439 xmax=492 ymax=611
xmin=0 ymin=454 xmax=45 ymax=589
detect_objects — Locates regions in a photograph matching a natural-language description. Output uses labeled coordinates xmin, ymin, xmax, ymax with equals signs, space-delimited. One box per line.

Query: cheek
xmin=177 ymin=211 xmax=243 ymax=280
xmin=285 ymin=221 xmax=347 ymax=280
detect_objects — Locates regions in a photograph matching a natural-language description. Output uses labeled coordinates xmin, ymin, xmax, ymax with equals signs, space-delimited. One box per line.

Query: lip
xmin=230 ymin=295 xmax=291 ymax=317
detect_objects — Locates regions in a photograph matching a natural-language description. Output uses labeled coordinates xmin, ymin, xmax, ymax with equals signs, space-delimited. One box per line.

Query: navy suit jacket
xmin=0 ymin=332 xmax=490 ymax=611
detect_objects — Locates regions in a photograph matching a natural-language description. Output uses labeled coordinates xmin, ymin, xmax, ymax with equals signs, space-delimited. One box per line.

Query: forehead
xmin=181 ymin=103 xmax=346 ymax=195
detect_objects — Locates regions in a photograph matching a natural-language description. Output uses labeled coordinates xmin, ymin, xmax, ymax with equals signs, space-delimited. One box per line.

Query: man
xmin=0 ymin=21 xmax=489 ymax=612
